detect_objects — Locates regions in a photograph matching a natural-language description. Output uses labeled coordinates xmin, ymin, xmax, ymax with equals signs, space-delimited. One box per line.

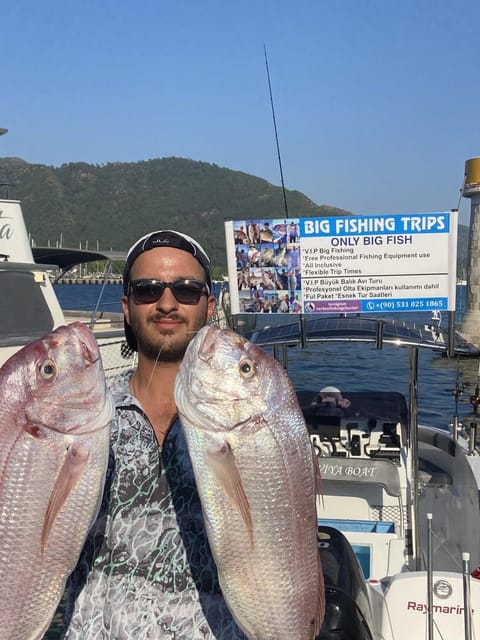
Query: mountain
xmin=0 ymin=157 xmax=347 ymax=278
xmin=0 ymin=156 xmax=468 ymax=278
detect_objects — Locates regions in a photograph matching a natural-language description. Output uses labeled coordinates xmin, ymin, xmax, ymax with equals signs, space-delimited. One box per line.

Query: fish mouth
xmin=68 ymin=322 xmax=101 ymax=364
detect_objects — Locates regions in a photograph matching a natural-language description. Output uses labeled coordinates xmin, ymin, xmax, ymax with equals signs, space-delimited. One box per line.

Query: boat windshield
xmin=0 ymin=268 xmax=54 ymax=345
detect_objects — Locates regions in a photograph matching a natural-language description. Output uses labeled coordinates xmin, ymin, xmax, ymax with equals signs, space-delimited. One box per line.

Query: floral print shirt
xmin=63 ymin=371 xmax=246 ymax=640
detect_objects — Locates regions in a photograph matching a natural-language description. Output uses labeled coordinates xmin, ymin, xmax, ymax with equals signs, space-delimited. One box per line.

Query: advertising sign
xmin=224 ymin=212 xmax=457 ymax=315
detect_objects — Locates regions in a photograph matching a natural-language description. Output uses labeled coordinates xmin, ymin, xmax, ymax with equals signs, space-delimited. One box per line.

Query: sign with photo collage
xmin=224 ymin=212 xmax=457 ymax=315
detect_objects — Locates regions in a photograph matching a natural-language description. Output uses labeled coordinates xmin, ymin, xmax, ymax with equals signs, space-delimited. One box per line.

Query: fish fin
xmin=311 ymin=442 xmax=324 ymax=511
xmin=40 ymin=442 xmax=89 ymax=555
xmin=207 ymin=441 xmax=253 ymax=546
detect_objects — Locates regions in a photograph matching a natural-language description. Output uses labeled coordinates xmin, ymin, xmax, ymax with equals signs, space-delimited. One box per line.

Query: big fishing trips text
xmin=301 ymin=213 xmax=449 ymax=237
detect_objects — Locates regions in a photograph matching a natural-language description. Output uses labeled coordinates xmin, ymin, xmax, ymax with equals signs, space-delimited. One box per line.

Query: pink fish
xmin=0 ymin=323 xmax=114 ymax=640
xmin=175 ymin=325 xmax=325 ymax=639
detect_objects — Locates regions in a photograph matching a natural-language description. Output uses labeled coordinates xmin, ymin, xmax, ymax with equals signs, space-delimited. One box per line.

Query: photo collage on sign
xmin=233 ymin=218 xmax=302 ymax=313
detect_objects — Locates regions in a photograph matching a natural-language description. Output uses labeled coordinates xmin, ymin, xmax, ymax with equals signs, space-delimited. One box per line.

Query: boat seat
xmin=418 ymin=459 xmax=452 ymax=486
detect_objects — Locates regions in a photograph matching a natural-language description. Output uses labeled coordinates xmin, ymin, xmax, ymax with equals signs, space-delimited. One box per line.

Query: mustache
xmin=148 ymin=311 xmax=184 ymax=322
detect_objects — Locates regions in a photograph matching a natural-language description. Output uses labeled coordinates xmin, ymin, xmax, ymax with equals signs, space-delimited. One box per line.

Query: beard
xmin=128 ymin=311 xmax=208 ymax=363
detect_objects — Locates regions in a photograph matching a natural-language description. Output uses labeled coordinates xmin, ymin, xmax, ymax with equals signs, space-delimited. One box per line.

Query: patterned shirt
xmin=63 ymin=371 xmax=246 ymax=640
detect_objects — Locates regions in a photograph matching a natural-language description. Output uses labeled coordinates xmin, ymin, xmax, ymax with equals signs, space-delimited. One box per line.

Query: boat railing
xmin=245 ymin=314 xmax=477 ymax=358
xmin=94 ymin=331 xmax=137 ymax=382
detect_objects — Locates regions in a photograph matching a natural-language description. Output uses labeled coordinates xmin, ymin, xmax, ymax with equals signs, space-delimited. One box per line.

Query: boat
xmin=241 ymin=315 xmax=480 ymax=639
xmin=0 ymin=197 xmax=136 ymax=378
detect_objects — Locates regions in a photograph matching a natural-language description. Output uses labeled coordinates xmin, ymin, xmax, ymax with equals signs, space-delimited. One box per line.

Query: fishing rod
xmin=264 ymin=44 xmax=289 ymax=220
xmin=263 ymin=45 xmax=309 ymax=346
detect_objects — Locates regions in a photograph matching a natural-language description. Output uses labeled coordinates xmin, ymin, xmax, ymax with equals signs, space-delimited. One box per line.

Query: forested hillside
xmin=0 ymin=157 xmax=347 ymax=277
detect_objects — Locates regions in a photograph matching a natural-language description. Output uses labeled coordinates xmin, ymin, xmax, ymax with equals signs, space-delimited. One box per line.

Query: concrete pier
xmin=461 ymin=157 xmax=480 ymax=347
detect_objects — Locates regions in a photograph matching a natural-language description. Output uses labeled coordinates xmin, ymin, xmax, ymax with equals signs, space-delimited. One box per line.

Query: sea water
xmin=54 ymin=282 xmax=124 ymax=314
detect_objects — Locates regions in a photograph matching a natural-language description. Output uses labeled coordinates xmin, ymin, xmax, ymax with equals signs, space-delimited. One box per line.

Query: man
xmin=63 ymin=230 xmax=246 ymax=639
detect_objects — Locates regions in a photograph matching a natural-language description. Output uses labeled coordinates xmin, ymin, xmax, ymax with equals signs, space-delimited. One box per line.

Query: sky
xmin=2 ymin=0 xmax=480 ymax=225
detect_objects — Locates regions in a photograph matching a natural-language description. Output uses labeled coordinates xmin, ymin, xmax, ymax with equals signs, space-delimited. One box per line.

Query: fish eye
xmin=239 ymin=358 xmax=255 ymax=378
xmin=39 ymin=359 xmax=57 ymax=380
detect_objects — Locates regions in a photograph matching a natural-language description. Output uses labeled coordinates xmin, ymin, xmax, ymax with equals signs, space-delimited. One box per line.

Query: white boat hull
xmin=370 ymin=572 xmax=480 ymax=639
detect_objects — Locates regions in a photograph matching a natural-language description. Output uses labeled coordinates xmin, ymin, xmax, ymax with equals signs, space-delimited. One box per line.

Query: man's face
xmin=122 ymin=247 xmax=216 ymax=363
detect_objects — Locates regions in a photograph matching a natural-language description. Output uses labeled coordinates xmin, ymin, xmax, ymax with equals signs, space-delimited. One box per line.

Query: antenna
xmin=264 ymin=44 xmax=289 ymax=219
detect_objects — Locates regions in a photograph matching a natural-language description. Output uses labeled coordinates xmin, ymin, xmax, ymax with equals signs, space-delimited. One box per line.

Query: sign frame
xmin=225 ymin=212 xmax=458 ymax=316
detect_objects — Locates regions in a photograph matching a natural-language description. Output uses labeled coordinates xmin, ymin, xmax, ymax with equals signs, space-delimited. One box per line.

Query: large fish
xmin=175 ymin=325 xmax=325 ymax=639
xmin=0 ymin=322 xmax=114 ymax=640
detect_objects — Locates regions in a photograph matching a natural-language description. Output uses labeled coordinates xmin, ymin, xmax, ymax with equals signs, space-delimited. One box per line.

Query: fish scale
xmin=0 ymin=323 xmax=114 ymax=640
xmin=175 ymin=325 xmax=325 ymax=640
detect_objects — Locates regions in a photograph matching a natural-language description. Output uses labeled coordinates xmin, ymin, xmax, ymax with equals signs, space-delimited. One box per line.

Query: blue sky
xmin=2 ymin=0 xmax=479 ymax=225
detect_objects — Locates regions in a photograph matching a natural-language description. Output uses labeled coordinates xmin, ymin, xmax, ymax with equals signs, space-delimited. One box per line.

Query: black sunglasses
xmin=128 ymin=278 xmax=210 ymax=305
